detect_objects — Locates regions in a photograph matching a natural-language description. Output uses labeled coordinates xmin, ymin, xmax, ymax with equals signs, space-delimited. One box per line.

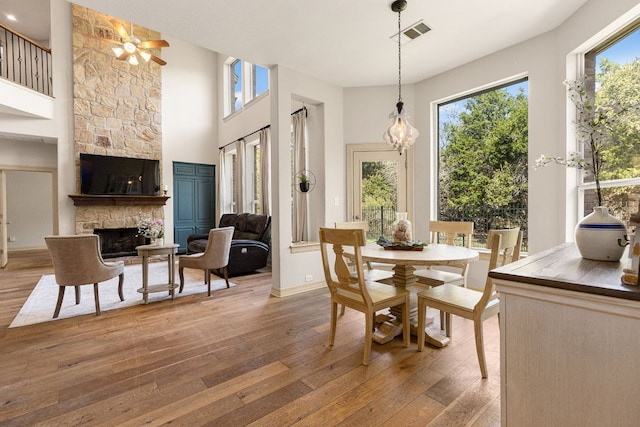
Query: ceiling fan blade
xmin=116 ymin=51 xmax=131 ymax=61
xmin=111 ymin=20 xmax=130 ymax=40
xmin=137 ymin=39 xmax=170 ymax=49
xmin=85 ymin=34 xmax=123 ymax=45
xmin=149 ymin=54 xmax=167 ymax=66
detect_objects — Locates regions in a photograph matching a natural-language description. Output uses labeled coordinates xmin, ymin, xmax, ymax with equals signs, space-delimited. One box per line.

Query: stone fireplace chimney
xmin=71 ymin=4 xmax=166 ymax=237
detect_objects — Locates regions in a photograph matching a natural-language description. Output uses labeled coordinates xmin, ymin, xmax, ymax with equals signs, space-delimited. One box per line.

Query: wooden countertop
xmin=489 ymin=242 xmax=640 ymax=302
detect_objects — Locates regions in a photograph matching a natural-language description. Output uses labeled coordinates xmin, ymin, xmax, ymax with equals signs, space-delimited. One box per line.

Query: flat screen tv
xmin=80 ymin=153 xmax=160 ymax=196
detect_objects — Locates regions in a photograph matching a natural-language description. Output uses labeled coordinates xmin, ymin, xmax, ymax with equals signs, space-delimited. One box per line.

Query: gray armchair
xmin=45 ymin=234 xmax=125 ymax=318
xmin=179 ymin=226 xmax=234 ymax=296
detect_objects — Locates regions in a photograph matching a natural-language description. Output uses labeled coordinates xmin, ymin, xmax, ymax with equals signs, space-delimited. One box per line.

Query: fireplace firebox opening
xmin=94 ymin=228 xmax=146 ymax=258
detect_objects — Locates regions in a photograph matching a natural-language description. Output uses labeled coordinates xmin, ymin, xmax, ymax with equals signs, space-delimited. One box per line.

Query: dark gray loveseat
xmin=186 ymin=213 xmax=271 ymax=277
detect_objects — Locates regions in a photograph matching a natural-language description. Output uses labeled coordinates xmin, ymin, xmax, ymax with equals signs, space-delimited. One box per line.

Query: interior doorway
xmin=0 ymin=167 xmax=58 ymax=267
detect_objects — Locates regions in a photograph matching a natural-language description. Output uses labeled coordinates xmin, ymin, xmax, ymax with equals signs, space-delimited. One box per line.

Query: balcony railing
xmin=0 ymin=23 xmax=52 ymax=97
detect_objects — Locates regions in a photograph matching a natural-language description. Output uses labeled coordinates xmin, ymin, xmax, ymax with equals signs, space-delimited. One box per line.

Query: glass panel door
xmin=351 ymin=149 xmax=408 ymax=241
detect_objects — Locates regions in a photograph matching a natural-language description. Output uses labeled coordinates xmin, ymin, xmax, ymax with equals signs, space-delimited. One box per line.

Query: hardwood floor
xmin=0 ymin=250 xmax=500 ymax=426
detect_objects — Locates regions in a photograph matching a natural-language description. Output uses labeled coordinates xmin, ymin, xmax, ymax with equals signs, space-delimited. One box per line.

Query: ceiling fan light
xmin=128 ymin=55 xmax=139 ymax=66
xmin=112 ymin=47 xmax=124 ymax=57
xmin=139 ymin=50 xmax=152 ymax=62
xmin=123 ymin=42 xmax=137 ymax=54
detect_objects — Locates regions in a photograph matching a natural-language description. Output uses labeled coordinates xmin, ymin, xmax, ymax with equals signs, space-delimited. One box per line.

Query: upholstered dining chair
xmin=417 ymin=228 xmax=523 ymax=378
xmin=415 ymin=220 xmax=475 ymax=288
xmin=45 ymin=234 xmax=125 ymax=318
xmin=319 ymin=227 xmax=410 ymax=366
xmin=178 ymin=226 xmax=234 ymax=296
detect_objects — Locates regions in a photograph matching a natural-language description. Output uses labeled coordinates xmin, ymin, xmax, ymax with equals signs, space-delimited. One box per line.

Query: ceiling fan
xmin=90 ymin=20 xmax=169 ymax=66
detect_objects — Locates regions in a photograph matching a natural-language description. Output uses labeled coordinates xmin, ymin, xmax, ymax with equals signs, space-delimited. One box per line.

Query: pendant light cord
xmin=397 ymin=8 xmax=402 ymax=103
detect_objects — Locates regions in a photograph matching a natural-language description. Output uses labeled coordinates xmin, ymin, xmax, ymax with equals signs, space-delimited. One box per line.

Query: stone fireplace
xmin=71 ymin=4 xmax=166 ymax=249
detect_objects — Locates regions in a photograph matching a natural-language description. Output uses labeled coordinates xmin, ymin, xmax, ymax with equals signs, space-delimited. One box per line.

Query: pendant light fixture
xmin=383 ymin=0 xmax=419 ymax=155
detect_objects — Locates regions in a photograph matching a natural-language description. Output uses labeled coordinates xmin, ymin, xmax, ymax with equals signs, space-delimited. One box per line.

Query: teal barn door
xmin=173 ymin=162 xmax=216 ymax=253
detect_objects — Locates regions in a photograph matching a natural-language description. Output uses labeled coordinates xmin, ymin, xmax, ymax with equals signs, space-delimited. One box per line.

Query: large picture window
xmin=580 ymin=23 xmax=640 ymax=223
xmin=437 ymin=79 xmax=529 ymax=249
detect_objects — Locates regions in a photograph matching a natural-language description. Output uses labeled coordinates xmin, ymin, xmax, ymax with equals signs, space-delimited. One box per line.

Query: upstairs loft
xmin=0 ymin=23 xmax=54 ymax=119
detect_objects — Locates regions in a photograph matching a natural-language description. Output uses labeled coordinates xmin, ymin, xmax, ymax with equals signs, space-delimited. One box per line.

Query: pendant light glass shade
xmin=383 ymin=101 xmax=419 ymax=154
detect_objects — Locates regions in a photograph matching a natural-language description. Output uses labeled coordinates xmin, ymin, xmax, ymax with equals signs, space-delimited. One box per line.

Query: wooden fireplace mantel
xmin=68 ymin=195 xmax=170 ymax=206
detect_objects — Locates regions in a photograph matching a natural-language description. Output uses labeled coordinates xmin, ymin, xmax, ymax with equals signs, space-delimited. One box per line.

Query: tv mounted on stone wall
xmin=80 ymin=153 xmax=160 ymax=196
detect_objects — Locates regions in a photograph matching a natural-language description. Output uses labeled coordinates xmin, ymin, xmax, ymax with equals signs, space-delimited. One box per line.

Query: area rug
xmin=9 ymin=262 xmax=235 ymax=328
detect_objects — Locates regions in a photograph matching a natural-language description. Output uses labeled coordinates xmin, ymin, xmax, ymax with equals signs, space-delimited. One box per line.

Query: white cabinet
xmin=490 ymin=243 xmax=640 ymax=426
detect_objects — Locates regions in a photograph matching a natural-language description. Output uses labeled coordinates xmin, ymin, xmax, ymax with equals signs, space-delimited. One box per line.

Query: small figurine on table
xmin=393 ymin=220 xmax=412 ymax=243
xmin=622 ymin=213 xmax=640 ymax=286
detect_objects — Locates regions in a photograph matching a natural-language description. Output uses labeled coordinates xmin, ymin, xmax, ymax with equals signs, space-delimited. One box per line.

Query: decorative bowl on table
xmin=376 ymin=237 xmax=427 ymax=251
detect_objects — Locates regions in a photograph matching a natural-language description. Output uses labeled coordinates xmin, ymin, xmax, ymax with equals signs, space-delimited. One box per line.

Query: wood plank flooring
xmin=0 ymin=250 xmax=500 ymax=426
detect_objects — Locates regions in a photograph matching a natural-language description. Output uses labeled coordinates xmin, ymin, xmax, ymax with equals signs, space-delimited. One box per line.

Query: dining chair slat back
xmin=319 ymin=227 xmax=410 ymax=365
xmin=417 ymin=227 xmax=523 ymax=378
xmin=416 ymin=220 xmax=475 ymax=288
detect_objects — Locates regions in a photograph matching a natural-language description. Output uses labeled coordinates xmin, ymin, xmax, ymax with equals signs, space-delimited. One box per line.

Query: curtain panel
xmin=292 ymin=110 xmax=308 ymax=242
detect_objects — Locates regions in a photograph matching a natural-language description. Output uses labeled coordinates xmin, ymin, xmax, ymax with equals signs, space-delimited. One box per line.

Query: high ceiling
xmin=1 ymin=0 xmax=592 ymax=88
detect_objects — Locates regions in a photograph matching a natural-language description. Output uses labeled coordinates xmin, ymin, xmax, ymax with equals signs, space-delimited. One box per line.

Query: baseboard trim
xmin=271 ymin=281 xmax=325 ymax=297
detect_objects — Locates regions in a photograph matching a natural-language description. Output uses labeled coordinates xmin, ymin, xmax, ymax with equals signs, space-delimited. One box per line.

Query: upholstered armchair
xmin=45 ymin=234 xmax=125 ymax=318
xmin=179 ymin=226 xmax=234 ymax=296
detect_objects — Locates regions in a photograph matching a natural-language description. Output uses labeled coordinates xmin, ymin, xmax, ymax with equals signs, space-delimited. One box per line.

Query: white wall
xmin=269 ymin=65 xmax=343 ymax=296
xmin=0 ymin=139 xmax=57 ymax=168
xmin=6 ymin=170 xmax=54 ymax=249
xmin=0 ymin=139 xmax=57 ymax=250
xmin=162 ymin=35 xmax=219 ymax=244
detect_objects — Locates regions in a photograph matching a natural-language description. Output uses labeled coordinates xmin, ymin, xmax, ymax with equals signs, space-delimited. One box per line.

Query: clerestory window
xmin=223 ymin=57 xmax=269 ymax=117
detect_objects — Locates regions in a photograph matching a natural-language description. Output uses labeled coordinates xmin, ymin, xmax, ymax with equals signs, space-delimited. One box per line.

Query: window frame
xmin=577 ymin=20 xmax=640 ymax=221
xmin=221 ymin=148 xmax=238 ymax=214
xmin=223 ymin=57 xmax=269 ymax=118
xmin=243 ymin=137 xmax=262 ymax=214
xmin=434 ymin=77 xmax=529 ymax=250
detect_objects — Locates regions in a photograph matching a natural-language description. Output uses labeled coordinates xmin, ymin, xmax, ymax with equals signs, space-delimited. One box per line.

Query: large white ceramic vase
xmin=574 ymin=206 xmax=627 ymax=261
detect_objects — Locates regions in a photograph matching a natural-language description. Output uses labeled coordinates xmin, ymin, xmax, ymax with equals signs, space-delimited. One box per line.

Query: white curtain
xmin=236 ymin=139 xmax=245 ymax=213
xmin=259 ymin=128 xmax=271 ymax=216
xmin=292 ymin=110 xmax=308 ymax=242
xmin=218 ymin=147 xmax=227 ymax=216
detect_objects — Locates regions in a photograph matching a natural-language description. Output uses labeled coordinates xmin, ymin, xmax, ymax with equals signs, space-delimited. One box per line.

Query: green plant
xmin=299 ymin=173 xmax=309 ymax=184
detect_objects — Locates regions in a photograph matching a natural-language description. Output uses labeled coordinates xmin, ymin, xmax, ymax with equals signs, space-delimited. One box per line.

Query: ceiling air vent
xmin=391 ymin=19 xmax=431 ymax=45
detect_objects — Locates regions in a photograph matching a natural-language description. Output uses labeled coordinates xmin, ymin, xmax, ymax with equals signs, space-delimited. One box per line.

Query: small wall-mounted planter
xmin=299 ymin=182 xmax=310 ymax=192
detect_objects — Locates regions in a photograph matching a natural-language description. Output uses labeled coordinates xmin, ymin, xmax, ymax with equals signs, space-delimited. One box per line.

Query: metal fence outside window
xmin=361 ymin=204 xmax=528 ymax=251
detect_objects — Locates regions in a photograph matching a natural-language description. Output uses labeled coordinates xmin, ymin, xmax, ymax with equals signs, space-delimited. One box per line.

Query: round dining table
xmin=349 ymin=242 xmax=479 ymax=348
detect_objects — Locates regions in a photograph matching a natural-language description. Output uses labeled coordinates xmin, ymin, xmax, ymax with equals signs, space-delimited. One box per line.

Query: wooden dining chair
xmin=415 ymin=220 xmax=474 ymax=287
xmin=334 ymin=221 xmax=393 ymax=283
xmin=45 ymin=234 xmax=125 ymax=318
xmin=417 ymin=228 xmax=522 ymax=378
xmin=319 ymin=227 xmax=410 ymax=365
